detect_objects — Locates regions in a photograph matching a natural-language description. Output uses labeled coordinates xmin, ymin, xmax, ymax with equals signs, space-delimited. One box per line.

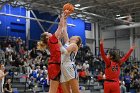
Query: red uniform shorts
xmin=104 ymin=81 xmax=120 ymax=93
xmin=48 ymin=63 xmax=60 ymax=80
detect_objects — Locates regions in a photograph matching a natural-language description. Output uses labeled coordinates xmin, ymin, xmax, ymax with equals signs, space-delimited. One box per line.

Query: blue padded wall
xmin=30 ymin=10 xmax=58 ymax=40
xmin=0 ymin=5 xmax=86 ymax=45
xmin=0 ymin=5 xmax=26 ymax=39
xmin=67 ymin=17 xmax=85 ymax=45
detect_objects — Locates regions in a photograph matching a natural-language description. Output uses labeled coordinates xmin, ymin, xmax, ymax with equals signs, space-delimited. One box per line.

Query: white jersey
xmin=60 ymin=44 xmax=78 ymax=83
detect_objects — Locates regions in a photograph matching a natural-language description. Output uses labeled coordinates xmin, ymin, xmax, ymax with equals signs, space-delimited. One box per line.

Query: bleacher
xmin=5 ymin=72 xmax=104 ymax=93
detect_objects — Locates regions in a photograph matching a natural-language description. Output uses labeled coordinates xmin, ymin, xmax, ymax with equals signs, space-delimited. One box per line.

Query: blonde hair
xmin=37 ymin=32 xmax=49 ymax=51
xmin=37 ymin=41 xmax=47 ymax=51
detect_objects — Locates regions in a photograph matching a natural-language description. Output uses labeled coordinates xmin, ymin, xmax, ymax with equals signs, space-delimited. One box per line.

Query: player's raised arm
xmin=120 ymin=44 xmax=135 ymax=65
xmin=100 ymin=39 xmax=111 ymax=67
xmin=63 ymin=20 xmax=69 ymax=44
xmin=55 ymin=13 xmax=66 ymax=38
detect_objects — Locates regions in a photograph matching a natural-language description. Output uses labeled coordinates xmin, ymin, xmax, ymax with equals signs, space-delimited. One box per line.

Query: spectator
xmin=36 ymin=65 xmax=41 ymax=74
xmin=120 ymin=80 xmax=126 ymax=93
xmin=94 ymin=69 xmax=99 ymax=76
xmin=0 ymin=46 xmax=5 ymax=61
xmin=40 ymin=75 xmax=48 ymax=92
xmin=19 ymin=46 xmax=25 ymax=58
xmin=30 ymin=47 xmax=38 ymax=59
xmin=4 ymin=79 xmax=12 ymax=93
xmin=0 ymin=64 xmax=8 ymax=92
xmin=97 ymin=71 xmax=104 ymax=86
xmin=42 ymin=66 xmax=47 ymax=75
xmin=37 ymin=70 xmax=43 ymax=83
xmin=6 ymin=45 xmax=13 ymax=53
xmin=83 ymin=61 xmax=89 ymax=71
xmin=8 ymin=52 xmax=13 ymax=64
xmin=76 ymin=63 xmax=82 ymax=72
xmin=28 ymin=76 xmax=34 ymax=90
xmin=79 ymin=67 xmax=88 ymax=84
xmin=124 ymin=73 xmax=131 ymax=92
xmin=30 ymin=66 xmax=37 ymax=83
xmin=24 ymin=59 xmax=31 ymax=75
xmin=19 ymin=58 xmax=24 ymax=74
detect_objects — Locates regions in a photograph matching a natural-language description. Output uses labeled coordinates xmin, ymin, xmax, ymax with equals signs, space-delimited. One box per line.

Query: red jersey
xmin=47 ymin=34 xmax=61 ymax=63
xmin=105 ymin=62 xmax=121 ymax=81
xmin=79 ymin=71 xmax=86 ymax=77
xmin=100 ymin=43 xmax=133 ymax=81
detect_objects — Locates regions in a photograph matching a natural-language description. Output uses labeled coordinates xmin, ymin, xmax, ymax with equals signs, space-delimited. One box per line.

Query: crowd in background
xmin=0 ymin=36 xmax=49 ymax=92
xmin=0 ymin=36 xmax=140 ymax=93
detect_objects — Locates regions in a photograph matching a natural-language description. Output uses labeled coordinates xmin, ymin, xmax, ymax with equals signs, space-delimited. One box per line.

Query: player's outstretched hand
xmin=100 ymin=38 xmax=104 ymax=44
xmin=131 ymin=43 xmax=136 ymax=49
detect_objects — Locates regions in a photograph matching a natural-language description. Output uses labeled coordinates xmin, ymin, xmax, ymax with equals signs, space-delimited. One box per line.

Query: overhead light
xmin=116 ymin=15 xmax=130 ymax=19
xmin=79 ymin=6 xmax=93 ymax=10
xmin=70 ymin=13 xmax=76 ymax=16
xmin=82 ymin=15 xmax=86 ymax=17
xmin=75 ymin=4 xmax=80 ymax=7
xmin=84 ymin=19 xmax=88 ymax=21
xmin=74 ymin=7 xmax=79 ymax=10
xmin=86 ymin=17 xmax=92 ymax=19
xmin=116 ymin=14 xmax=120 ymax=17
xmin=81 ymin=18 xmax=85 ymax=20
xmin=77 ymin=14 xmax=83 ymax=18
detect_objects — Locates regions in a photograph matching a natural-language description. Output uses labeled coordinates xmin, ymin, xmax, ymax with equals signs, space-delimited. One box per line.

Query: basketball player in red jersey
xmin=100 ymin=39 xmax=135 ymax=93
xmin=37 ymin=13 xmax=66 ymax=93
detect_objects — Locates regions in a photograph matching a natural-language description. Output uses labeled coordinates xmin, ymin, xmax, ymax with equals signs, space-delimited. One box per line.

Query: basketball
xmin=63 ymin=3 xmax=74 ymax=16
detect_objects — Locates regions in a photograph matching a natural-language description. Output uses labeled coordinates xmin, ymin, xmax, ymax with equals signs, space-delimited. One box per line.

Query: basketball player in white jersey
xmin=60 ymin=20 xmax=82 ymax=93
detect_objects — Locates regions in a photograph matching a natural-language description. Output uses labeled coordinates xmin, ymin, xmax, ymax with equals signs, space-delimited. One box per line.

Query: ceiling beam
xmin=100 ymin=2 xmax=140 ymax=14
xmin=105 ymin=22 xmax=140 ymax=31
xmin=77 ymin=0 xmax=127 ymax=10
xmin=32 ymin=2 xmax=132 ymax=25
xmin=121 ymin=1 xmax=140 ymax=7
xmin=0 ymin=12 xmax=76 ymax=26
xmin=0 ymin=0 xmax=14 ymax=9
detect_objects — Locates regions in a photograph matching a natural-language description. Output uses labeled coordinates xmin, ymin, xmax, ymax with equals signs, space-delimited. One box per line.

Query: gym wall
xmin=0 ymin=4 xmax=26 ymax=39
xmin=101 ymin=28 xmax=140 ymax=61
xmin=85 ymin=23 xmax=95 ymax=53
xmin=135 ymin=27 xmax=140 ymax=61
xmin=30 ymin=10 xmax=58 ymax=40
xmin=0 ymin=5 xmax=86 ymax=46
xmin=102 ymin=29 xmax=130 ymax=53
xmin=67 ymin=17 xmax=85 ymax=45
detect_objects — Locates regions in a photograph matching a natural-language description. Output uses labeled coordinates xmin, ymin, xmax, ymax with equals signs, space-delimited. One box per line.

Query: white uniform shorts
xmin=60 ymin=62 xmax=78 ymax=83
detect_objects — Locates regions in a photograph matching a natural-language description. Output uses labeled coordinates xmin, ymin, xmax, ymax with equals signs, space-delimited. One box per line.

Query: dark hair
xmin=0 ymin=63 xmax=4 ymax=69
xmin=109 ymin=50 xmax=120 ymax=62
xmin=76 ymin=36 xmax=82 ymax=48
xmin=37 ymin=33 xmax=48 ymax=51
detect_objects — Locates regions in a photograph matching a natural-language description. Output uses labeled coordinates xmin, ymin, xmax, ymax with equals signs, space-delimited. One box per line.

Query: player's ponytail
xmin=37 ymin=33 xmax=48 ymax=51
xmin=76 ymin=36 xmax=82 ymax=49
xmin=37 ymin=41 xmax=47 ymax=51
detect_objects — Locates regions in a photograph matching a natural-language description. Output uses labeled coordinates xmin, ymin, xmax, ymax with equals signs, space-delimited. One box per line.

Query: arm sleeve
xmin=100 ymin=43 xmax=111 ymax=66
xmin=120 ymin=48 xmax=134 ymax=64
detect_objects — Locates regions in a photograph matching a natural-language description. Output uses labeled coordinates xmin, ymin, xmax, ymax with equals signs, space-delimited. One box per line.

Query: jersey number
xmin=112 ymin=65 xmax=118 ymax=72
